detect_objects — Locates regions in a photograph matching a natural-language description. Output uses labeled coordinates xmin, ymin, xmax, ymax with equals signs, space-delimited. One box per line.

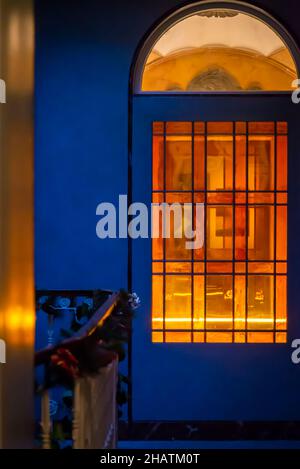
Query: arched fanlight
xmin=197 ymin=10 xmax=238 ymax=18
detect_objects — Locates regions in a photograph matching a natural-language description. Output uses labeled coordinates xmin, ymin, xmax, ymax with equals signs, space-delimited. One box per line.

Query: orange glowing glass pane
xmin=166 ymin=121 xmax=192 ymax=134
xmin=247 ymin=332 xmax=274 ymax=343
xmin=194 ymin=195 xmax=205 ymax=261
xmin=206 ymin=275 xmax=233 ymax=330
xmin=166 ymin=136 xmax=192 ymax=190
xmin=235 ymin=136 xmax=246 ymax=190
xmin=277 ymin=136 xmax=287 ymax=191
xmin=235 ymin=262 xmax=246 ymax=273
xmin=153 ymin=135 xmax=164 ymax=190
xmin=153 ymin=122 xmax=164 ymax=134
xmin=165 ymin=332 xmax=191 ymax=342
xmin=248 ymin=193 xmax=275 ymax=204
xmin=249 ymin=122 xmax=275 ymax=134
xmin=248 ymin=137 xmax=275 ymax=191
xmin=194 ymin=122 xmax=205 ymax=134
xmin=152 ymin=275 xmax=163 ymax=327
xmin=194 ymin=192 xmax=204 ymax=203
xmin=165 ymin=275 xmax=191 ymax=329
xmin=235 ymin=205 xmax=246 ymax=260
xmin=235 ymin=192 xmax=246 ymax=204
xmin=277 ymin=122 xmax=288 ymax=134
xmin=276 ymin=263 xmax=287 ymax=274
xmin=235 ymin=122 xmax=246 ymax=134
xmin=207 ymin=122 xmax=233 ymax=134
xmin=165 ymin=262 xmax=191 ymax=273
xmin=165 ymin=192 xmax=192 ymax=260
xmin=207 ymin=206 xmax=233 ymax=260
xmin=207 ymin=137 xmax=233 ymax=190
xmin=276 ymin=276 xmax=287 ymax=330
xmin=152 ymin=262 xmax=163 ymax=273
xmin=276 ymin=332 xmax=287 ymax=343
xmin=194 ymin=332 xmax=205 ymax=342
xmin=194 ymin=135 xmax=205 ymax=190
xmin=248 ymin=206 xmax=274 ymax=260
xmin=234 ymin=275 xmax=246 ymax=328
xmin=247 ymin=275 xmax=274 ymax=330
xmin=206 ymin=262 xmax=233 ymax=273
xmin=152 ymin=192 xmax=163 ymax=260
xmin=234 ymin=332 xmax=246 ymax=343
xmin=207 ymin=192 xmax=233 ymax=204
xmin=152 ymin=332 xmax=164 ymax=342
xmin=276 ymin=206 xmax=287 ymax=260
xmin=194 ymin=276 xmax=204 ymax=330
xmin=206 ymin=332 xmax=232 ymax=343
xmin=276 ymin=193 xmax=288 ymax=204
xmin=194 ymin=262 xmax=204 ymax=273
xmin=248 ymin=262 xmax=274 ymax=273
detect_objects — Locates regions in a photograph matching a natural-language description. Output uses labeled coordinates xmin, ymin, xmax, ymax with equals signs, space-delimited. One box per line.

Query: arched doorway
xmin=130 ymin=1 xmax=300 ymax=422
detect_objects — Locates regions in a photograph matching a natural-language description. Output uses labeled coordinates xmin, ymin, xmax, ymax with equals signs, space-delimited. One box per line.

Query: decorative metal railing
xmin=35 ymin=291 xmax=121 ymax=449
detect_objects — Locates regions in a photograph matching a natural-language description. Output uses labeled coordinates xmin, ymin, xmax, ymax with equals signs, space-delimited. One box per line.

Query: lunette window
xmin=142 ymin=10 xmax=297 ymax=92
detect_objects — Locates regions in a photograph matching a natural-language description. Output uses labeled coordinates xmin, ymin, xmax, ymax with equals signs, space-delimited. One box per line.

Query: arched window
xmin=137 ymin=7 xmax=298 ymax=92
xmin=131 ymin=3 xmax=297 ymax=344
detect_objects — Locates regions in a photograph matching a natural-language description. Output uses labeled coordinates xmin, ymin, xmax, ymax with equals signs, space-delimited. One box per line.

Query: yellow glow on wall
xmin=0 ymin=0 xmax=35 ymax=448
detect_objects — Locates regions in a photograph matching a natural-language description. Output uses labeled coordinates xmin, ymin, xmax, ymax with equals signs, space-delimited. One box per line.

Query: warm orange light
xmin=152 ymin=121 xmax=287 ymax=343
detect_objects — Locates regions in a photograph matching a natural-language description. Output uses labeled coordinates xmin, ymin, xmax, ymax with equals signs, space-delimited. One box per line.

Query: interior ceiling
xmin=153 ymin=12 xmax=286 ymax=58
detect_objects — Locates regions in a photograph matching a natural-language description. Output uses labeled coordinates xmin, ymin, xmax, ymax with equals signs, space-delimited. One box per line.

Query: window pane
xmin=277 ymin=136 xmax=288 ymax=191
xmin=152 ymin=275 xmax=163 ymax=328
xmin=235 ymin=205 xmax=246 ymax=260
xmin=142 ymin=11 xmax=296 ymax=92
xmin=234 ymin=275 xmax=246 ymax=328
xmin=206 ymin=275 xmax=233 ymax=330
xmin=276 ymin=276 xmax=287 ymax=330
xmin=165 ymin=193 xmax=192 ymax=260
xmin=153 ymin=135 xmax=164 ymax=190
xmin=207 ymin=206 xmax=233 ymax=260
xmin=235 ymin=135 xmax=246 ymax=190
xmin=276 ymin=206 xmax=287 ymax=260
xmin=165 ymin=275 xmax=191 ymax=329
xmin=247 ymin=275 xmax=274 ymax=330
xmin=166 ymin=136 xmax=192 ymax=190
xmin=194 ymin=135 xmax=205 ymax=190
xmin=194 ymin=276 xmax=204 ymax=330
xmin=248 ymin=206 xmax=274 ymax=260
xmin=207 ymin=137 xmax=233 ymax=190
xmin=248 ymin=137 xmax=274 ymax=191
xmin=152 ymin=192 xmax=163 ymax=260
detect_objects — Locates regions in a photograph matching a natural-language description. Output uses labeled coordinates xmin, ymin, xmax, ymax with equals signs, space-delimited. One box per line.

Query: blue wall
xmin=34 ymin=0 xmax=300 ymax=290
xmin=35 ymin=0 xmax=300 ymax=422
